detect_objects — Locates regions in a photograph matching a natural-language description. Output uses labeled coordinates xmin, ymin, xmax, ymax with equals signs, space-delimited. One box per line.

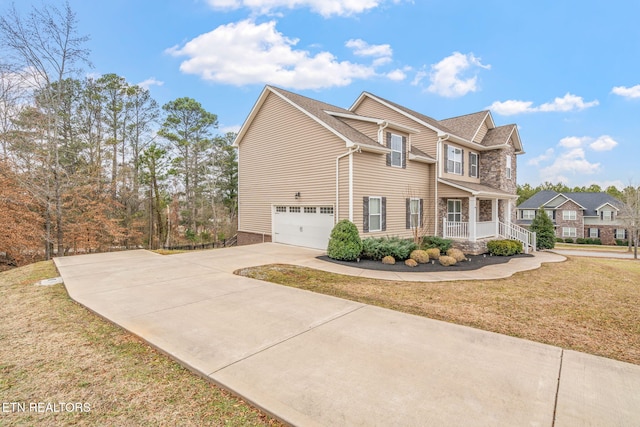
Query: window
xmin=589 ymin=228 xmax=599 ymax=238
xmin=469 ymin=152 xmax=478 ymax=178
xmin=562 ymin=210 xmax=577 ymax=220
xmin=410 ymin=198 xmax=421 ymax=229
xmin=289 ymin=206 xmax=301 ymax=213
xmin=545 ymin=209 xmax=555 ymax=220
xmin=562 ymin=227 xmax=577 ymax=237
xmin=616 ymin=229 xmax=627 ymax=240
xmin=506 ymin=155 xmax=512 ymax=179
xmin=275 ymin=206 xmax=286 ymax=213
xmin=390 ymin=134 xmax=403 ymax=167
xmin=521 ymin=210 xmax=535 ymax=220
xmin=447 ymin=200 xmax=462 ymax=222
xmin=320 ymin=207 xmax=334 ymax=214
xmin=602 ymin=211 xmax=613 ymax=221
xmin=446 ymin=146 xmax=463 ymax=175
xmin=369 ymin=197 xmax=382 ymax=232
xmin=304 ymin=207 xmax=316 ymax=214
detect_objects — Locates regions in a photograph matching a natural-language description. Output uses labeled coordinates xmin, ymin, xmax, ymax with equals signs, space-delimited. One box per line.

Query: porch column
xmin=493 ymin=198 xmax=499 ymax=236
xmin=506 ymin=199 xmax=512 ymax=225
xmin=469 ymin=196 xmax=477 ymax=242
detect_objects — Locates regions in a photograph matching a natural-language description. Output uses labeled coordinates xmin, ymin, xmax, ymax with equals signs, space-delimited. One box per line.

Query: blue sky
xmin=7 ymin=0 xmax=640 ymax=188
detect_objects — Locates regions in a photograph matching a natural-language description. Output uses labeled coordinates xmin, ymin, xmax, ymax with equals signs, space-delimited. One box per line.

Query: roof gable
xmin=439 ymin=111 xmax=492 ymax=142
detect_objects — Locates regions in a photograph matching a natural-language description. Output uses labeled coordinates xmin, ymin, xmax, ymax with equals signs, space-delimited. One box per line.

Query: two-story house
xmin=516 ymin=191 xmax=627 ymax=244
xmin=234 ymin=86 xmax=533 ymax=253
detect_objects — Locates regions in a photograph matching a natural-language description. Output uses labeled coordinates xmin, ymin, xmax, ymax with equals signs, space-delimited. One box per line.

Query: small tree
xmin=619 ymin=185 xmax=640 ymax=259
xmin=327 ymin=220 xmax=362 ymax=261
xmin=530 ymin=208 xmax=555 ymax=249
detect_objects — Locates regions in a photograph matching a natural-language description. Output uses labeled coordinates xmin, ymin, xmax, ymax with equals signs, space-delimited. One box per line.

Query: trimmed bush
xmin=410 ymin=249 xmax=429 ymax=264
xmin=616 ymin=239 xmax=629 ymax=246
xmin=576 ymin=238 xmax=587 ymax=244
xmin=327 ymin=220 xmax=363 ymax=261
xmin=382 ymin=255 xmax=396 ymax=265
xmin=556 ymin=237 xmax=564 ymax=242
xmin=438 ymin=255 xmax=457 ymax=266
xmin=425 ymin=248 xmax=441 ymax=260
xmin=361 ymin=236 xmax=417 ymax=261
xmin=486 ymin=239 xmax=523 ymax=256
xmin=404 ymin=258 xmax=418 ymax=267
xmin=564 ymin=238 xmax=574 ymax=243
xmin=446 ymin=248 xmax=466 ymax=262
xmin=421 ymin=236 xmax=452 ymax=253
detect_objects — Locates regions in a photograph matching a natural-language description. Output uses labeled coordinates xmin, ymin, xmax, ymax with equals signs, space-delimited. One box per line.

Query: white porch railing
xmin=442 ymin=219 xmax=537 ymax=253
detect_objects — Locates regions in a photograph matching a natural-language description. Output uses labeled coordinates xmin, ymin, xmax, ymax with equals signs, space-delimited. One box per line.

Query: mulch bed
xmin=317 ymin=253 xmax=533 ymax=272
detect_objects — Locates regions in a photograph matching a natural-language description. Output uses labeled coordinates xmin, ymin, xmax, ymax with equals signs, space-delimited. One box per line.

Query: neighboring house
xmin=516 ymin=191 xmax=627 ymax=244
xmin=234 ymin=85 xmax=534 ymax=253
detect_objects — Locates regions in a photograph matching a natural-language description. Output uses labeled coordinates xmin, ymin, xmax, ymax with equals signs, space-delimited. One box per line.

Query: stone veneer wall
xmin=554 ymin=200 xmax=585 ymax=239
xmin=237 ymin=231 xmax=272 ymax=245
xmin=479 ymin=144 xmax=517 ymax=194
xmin=583 ymin=225 xmax=625 ymax=245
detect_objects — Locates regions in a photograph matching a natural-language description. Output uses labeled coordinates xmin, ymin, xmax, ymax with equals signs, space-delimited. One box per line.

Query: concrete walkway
xmin=54 ymin=244 xmax=640 ymax=426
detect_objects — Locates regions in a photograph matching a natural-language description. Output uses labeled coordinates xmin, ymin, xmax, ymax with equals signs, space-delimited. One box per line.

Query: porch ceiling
xmin=438 ymin=178 xmax=518 ymax=199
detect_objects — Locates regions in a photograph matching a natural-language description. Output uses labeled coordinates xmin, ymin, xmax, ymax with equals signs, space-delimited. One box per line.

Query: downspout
xmin=377 ymin=120 xmax=390 ymax=144
xmin=336 ymin=146 xmax=360 ymax=224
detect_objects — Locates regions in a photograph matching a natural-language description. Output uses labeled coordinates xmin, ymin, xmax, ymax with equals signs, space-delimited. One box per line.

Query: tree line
xmin=0 ymin=2 xmax=237 ymax=266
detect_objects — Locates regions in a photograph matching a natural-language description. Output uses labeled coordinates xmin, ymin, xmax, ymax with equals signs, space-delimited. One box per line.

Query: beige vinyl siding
xmin=437 ymin=182 xmax=471 ymax=198
xmin=474 ymin=122 xmax=489 ymax=143
xmin=339 ymin=118 xmax=379 ymax=142
xmin=353 ymin=97 xmax=439 ymax=157
xmin=352 ymin=149 xmax=433 ymax=238
xmin=238 ymin=92 xmax=348 ymax=235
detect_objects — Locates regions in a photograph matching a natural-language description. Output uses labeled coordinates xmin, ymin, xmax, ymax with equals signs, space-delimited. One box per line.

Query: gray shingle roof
xmin=517 ymin=191 xmax=624 ymax=216
xmin=481 ymin=125 xmax=516 ymax=147
xmin=439 ymin=111 xmax=489 ymax=141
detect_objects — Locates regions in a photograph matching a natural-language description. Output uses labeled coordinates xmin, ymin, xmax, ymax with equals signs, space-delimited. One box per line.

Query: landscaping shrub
xmin=438 ymin=256 xmax=457 ymax=266
xmin=425 ymin=248 xmax=441 ymax=260
xmin=404 ymin=259 xmax=418 ymax=267
xmin=409 ymin=249 xmax=429 ymax=264
xmin=616 ymin=239 xmax=629 ymax=246
xmin=382 ymin=255 xmax=396 ymax=265
xmin=420 ymin=236 xmax=452 ymax=253
xmin=530 ymin=208 xmax=555 ymax=249
xmin=576 ymin=238 xmax=587 ymax=244
xmin=486 ymin=239 xmax=523 ymax=256
xmin=584 ymin=238 xmax=602 ymax=245
xmin=360 ymin=236 xmax=417 ymax=261
xmin=556 ymin=237 xmax=564 ymax=243
xmin=446 ymin=248 xmax=466 ymax=262
xmin=327 ymin=220 xmax=363 ymax=261
xmin=564 ymin=238 xmax=574 ymax=243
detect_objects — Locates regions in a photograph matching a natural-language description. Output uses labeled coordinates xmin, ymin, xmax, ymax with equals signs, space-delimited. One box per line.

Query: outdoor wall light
xmin=294 ymin=192 xmax=301 ymax=199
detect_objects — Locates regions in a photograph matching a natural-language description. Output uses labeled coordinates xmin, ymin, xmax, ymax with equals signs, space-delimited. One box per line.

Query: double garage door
xmin=273 ymin=205 xmax=334 ymax=250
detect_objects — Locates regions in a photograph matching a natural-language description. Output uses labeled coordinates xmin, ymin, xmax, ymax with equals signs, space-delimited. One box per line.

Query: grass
xmin=0 ymin=261 xmax=283 ymax=427
xmin=237 ymin=256 xmax=640 ymax=366
xmin=554 ymin=242 xmax=631 ymax=252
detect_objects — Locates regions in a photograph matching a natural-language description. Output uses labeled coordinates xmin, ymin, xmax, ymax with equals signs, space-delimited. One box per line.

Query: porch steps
xmin=498 ymin=221 xmax=537 ymax=254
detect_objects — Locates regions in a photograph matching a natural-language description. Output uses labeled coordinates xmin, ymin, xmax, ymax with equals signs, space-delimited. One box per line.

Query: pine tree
xmin=530 ymin=208 xmax=555 ymax=250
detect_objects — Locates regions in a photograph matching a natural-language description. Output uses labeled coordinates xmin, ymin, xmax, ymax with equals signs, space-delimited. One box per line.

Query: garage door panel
xmin=273 ymin=206 xmax=333 ymax=250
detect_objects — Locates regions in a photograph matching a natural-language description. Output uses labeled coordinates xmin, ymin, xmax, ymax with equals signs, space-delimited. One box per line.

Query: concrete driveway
xmin=54 ymin=243 xmax=640 ymax=426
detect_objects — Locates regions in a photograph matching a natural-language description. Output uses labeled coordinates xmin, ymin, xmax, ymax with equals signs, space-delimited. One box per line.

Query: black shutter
xmin=363 ymin=197 xmax=369 ymax=232
xmin=402 ymin=136 xmax=407 ymax=169
xmin=381 ymin=197 xmax=387 ymax=231
xmin=476 ymin=154 xmax=480 ymax=178
xmin=598 ymin=228 xmax=601 ymax=238
xmin=420 ymin=198 xmax=424 ymax=227
xmin=443 ymin=144 xmax=449 ymax=172
xmin=386 ymin=132 xmax=391 ymax=166
xmin=406 ymin=198 xmax=411 ymax=229
xmin=461 ymin=149 xmax=464 ymax=175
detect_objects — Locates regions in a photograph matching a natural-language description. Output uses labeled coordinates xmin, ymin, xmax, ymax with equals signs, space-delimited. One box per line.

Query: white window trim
xmin=522 ymin=210 xmax=535 ymax=220
xmin=410 ymin=198 xmax=421 ymax=229
xmin=390 ymin=134 xmax=403 ymax=168
xmin=447 ymin=199 xmax=462 ymax=222
xmin=469 ymin=152 xmax=478 ymax=178
xmin=616 ymin=229 xmax=626 ymax=239
xmin=369 ymin=197 xmax=382 ymax=232
xmin=562 ymin=227 xmax=577 ymax=237
xmin=589 ymin=228 xmax=599 ymax=238
xmin=562 ymin=210 xmax=577 ymax=220
xmin=602 ymin=211 xmax=613 ymax=221
xmin=447 ymin=146 xmax=463 ymax=175
xmin=506 ymin=155 xmax=512 ymax=179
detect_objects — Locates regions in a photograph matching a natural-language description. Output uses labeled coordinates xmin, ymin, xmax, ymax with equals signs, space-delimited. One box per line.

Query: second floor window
xmin=602 ymin=211 xmax=613 ymax=221
xmin=522 ymin=210 xmax=535 ymax=220
xmin=563 ymin=210 xmax=577 ymax=220
xmin=469 ymin=152 xmax=478 ymax=178
xmin=390 ymin=134 xmax=403 ymax=167
xmin=506 ymin=155 xmax=512 ymax=179
xmin=447 ymin=146 xmax=462 ymax=175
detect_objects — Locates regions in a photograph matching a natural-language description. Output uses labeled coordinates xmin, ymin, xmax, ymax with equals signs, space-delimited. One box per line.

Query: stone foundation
xmin=237 ymin=231 xmax=272 ymax=246
xmin=450 ymin=238 xmax=493 ymax=255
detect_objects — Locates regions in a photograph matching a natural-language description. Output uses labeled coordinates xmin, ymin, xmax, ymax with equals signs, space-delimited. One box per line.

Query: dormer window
xmin=390 ymin=134 xmax=403 ymax=167
xmin=602 ymin=211 xmax=613 ymax=221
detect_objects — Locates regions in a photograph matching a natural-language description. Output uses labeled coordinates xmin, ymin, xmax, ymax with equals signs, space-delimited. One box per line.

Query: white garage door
xmin=273 ymin=205 xmax=334 ymax=250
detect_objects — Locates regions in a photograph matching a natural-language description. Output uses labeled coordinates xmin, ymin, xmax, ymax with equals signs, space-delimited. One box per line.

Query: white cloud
xmin=488 ymin=93 xmax=599 ymax=115
xmin=589 ymin=135 xmax=618 ymax=151
xmin=166 ymin=19 xmax=376 ymax=90
xmin=137 ymin=77 xmax=164 ymax=89
xmin=205 ymin=0 xmax=391 ymax=17
xmin=611 ymin=84 xmax=640 ymax=99
xmin=427 ymin=52 xmax=490 ymax=97
xmin=410 ymin=69 xmax=427 ymax=86
xmin=220 ymin=124 xmax=241 ymax=134
xmin=386 ymin=69 xmax=406 ymax=81
xmin=558 ymin=136 xmax=588 ymax=148
xmin=346 ymin=39 xmax=392 ymax=58
xmin=540 ymin=148 xmax=601 ymax=182
xmin=527 ymin=148 xmax=554 ymax=166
